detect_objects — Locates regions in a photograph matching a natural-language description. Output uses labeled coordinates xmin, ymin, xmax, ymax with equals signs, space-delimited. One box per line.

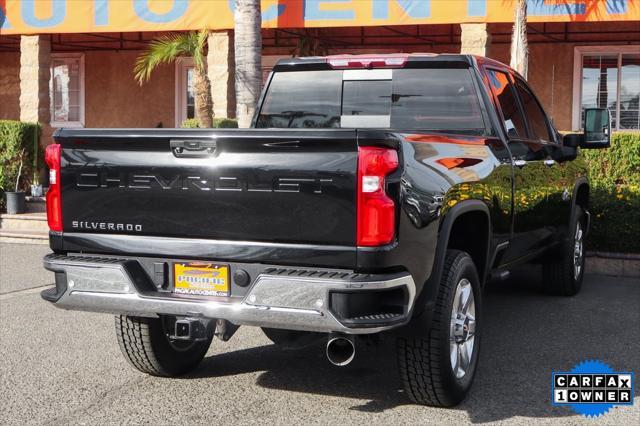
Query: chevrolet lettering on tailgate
xmin=75 ymin=170 xmax=334 ymax=194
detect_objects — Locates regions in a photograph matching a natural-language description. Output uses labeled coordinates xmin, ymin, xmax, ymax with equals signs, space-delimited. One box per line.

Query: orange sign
xmin=1 ymin=0 xmax=638 ymax=35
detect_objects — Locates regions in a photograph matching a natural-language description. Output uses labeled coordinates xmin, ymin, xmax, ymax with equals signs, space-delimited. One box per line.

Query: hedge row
xmin=582 ymin=132 xmax=640 ymax=253
xmin=0 ymin=120 xmax=43 ymax=209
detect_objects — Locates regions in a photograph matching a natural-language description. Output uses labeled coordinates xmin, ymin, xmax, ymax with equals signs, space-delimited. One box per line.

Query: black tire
xmin=543 ymin=206 xmax=586 ymax=296
xmin=397 ymin=250 xmax=482 ymax=407
xmin=115 ymin=315 xmax=213 ymax=377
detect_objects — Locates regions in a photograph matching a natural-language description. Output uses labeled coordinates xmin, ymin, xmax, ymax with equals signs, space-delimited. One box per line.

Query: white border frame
xmin=572 ymin=45 xmax=640 ymax=131
xmin=174 ymin=57 xmax=194 ymax=127
xmin=50 ymin=53 xmax=85 ymax=128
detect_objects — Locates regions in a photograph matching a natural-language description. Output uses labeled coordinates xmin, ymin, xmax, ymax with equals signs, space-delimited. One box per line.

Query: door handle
xmin=513 ymin=159 xmax=527 ymax=168
xmin=544 ymin=159 xmax=556 ymax=167
xmin=170 ymin=139 xmax=217 ymax=158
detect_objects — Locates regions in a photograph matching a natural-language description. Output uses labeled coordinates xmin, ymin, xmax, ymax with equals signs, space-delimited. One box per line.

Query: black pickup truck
xmin=41 ymin=54 xmax=611 ymax=407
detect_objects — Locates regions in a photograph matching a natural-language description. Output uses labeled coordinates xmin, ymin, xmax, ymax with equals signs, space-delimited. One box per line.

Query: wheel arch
xmin=572 ymin=177 xmax=590 ymax=234
xmin=411 ymin=200 xmax=492 ymax=319
xmin=573 ymin=177 xmax=590 ymax=212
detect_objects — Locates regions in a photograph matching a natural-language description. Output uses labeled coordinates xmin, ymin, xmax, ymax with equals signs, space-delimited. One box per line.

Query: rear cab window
xmin=256 ymin=70 xmax=342 ymax=128
xmin=257 ymin=65 xmax=489 ymax=136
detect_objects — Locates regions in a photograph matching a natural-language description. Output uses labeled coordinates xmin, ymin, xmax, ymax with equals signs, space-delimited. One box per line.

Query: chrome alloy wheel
xmin=449 ymin=278 xmax=476 ymax=379
xmin=573 ymin=221 xmax=584 ymax=280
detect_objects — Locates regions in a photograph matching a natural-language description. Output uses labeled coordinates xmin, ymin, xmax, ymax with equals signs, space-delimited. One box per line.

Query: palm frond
xmin=134 ymin=33 xmax=192 ymax=85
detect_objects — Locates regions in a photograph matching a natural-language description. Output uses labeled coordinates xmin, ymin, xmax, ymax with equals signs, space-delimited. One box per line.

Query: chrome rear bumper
xmin=42 ymin=254 xmax=415 ymax=334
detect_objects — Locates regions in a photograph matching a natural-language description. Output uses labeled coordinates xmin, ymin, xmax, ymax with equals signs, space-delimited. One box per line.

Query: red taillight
xmin=45 ymin=144 xmax=62 ymax=232
xmin=327 ymin=54 xmax=408 ymax=69
xmin=357 ymin=147 xmax=398 ymax=246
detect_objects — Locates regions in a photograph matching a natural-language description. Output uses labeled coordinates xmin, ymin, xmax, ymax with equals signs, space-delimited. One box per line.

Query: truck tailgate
xmin=57 ymin=129 xmax=358 ymax=246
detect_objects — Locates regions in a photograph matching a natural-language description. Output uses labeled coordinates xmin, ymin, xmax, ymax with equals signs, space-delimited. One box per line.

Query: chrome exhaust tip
xmin=326 ymin=334 xmax=355 ymax=366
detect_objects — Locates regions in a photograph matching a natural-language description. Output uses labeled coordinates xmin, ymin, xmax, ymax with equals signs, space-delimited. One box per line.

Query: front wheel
xmin=397 ymin=249 xmax=482 ymax=407
xmin=115 ymin=315 xmax=212 ymax=377
xmin=543 ymin=206 xmax=586 ymax=296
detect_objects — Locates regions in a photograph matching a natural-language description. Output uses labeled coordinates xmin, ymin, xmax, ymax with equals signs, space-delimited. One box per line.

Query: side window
xmin=486 ymin=70 xmax=527 ymax=138
xmin=514 ymin=79 xmax=553 ymax=142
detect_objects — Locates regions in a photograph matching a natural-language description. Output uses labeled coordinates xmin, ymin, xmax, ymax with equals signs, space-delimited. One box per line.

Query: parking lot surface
xmin=1 ymin=243 xmax=638 ymax=425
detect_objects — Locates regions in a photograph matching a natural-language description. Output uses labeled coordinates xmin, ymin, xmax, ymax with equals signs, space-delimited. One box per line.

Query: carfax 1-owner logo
xmin=552 ymin=360 xmax=635 ymax=417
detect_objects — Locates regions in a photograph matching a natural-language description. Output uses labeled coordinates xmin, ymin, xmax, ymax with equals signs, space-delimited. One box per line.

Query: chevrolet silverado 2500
xmin=41 ymin=54 xmax=611 ymax=406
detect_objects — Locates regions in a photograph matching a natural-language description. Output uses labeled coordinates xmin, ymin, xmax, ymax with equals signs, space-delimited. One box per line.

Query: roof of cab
xmin=273 ymin=53 xmax=514 ymax=74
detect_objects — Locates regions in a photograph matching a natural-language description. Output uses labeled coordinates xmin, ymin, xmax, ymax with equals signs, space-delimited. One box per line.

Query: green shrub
xmin=180 ymin=117 xmax=239 ymax=128
xmin=587 ymin=185 xmax=640 ymax=253
xmin=180 ymin=118 xmax=200 ymax=128
xmin=0 ymin=121 xmax=43 ymax=209
xmin=213 ymin=118 xmax=238 ymax=128
xmin=582 ymin=132 xmax=640 ymax=187
xmin=582 ymin=132 xmax=640 ymax=253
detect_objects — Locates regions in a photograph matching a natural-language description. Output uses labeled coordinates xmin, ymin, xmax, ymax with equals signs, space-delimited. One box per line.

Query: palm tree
xmin=234 ymin=0 xmax=262 ymax=128
xmin=510 ymin=0 xmax=528 ymax=79
xmin=291 ymin=29 xmax=328 ymax=57
xmin=508 ymin=0 xmax=599 ymax=80
xmin=134 ymin=30 xmax=213 ymax=128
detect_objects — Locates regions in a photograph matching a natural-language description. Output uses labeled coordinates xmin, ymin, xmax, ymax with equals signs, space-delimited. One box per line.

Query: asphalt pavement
xmin=0 ymin=242 xmax=639 ymax=425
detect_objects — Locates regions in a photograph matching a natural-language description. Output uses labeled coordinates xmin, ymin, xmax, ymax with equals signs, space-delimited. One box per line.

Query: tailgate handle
xmin=171 ymin=139 xmax=217 ymax=157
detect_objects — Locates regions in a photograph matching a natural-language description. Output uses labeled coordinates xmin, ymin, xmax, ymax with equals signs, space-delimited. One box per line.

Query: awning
xmin=1 ymin=0 xmax=638 ymax=36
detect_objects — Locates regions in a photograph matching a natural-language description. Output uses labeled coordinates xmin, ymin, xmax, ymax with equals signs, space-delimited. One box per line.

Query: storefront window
xmin=175 ymin=57 xmax=194 ymax=126
xmin=620 ymin=55 xmax=640 ymax=130
xmin=186 ymin=68 xmax=195 ymax=120
xmin=578 ymin=50 xmax=640 ymax=131
xmin=50 ymin=54 xmax=84 ymax=127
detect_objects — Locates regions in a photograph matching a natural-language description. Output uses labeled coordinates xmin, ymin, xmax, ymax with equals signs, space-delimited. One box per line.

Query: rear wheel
xmin=115 ymin=315 xmax=212 ymax=376
xmin=397 ymin=250 xmax=482 ymax=407
xmin=543 ymin=206 xmax=586 ymax=296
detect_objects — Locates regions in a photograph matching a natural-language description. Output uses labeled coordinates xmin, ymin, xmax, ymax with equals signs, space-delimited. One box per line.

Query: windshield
xmin=256 ymin=68 xmax=487 ymax=135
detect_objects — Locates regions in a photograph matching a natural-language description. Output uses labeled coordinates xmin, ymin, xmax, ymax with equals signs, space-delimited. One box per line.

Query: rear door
xmin=58 ymin=129 xmax=358 ymax=246
xmin=484 ymin=68 xmax=554 ymax=263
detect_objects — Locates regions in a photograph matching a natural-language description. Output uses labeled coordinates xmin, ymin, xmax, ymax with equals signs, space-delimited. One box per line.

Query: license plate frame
xmin=173 ymin=262 xmax=229 ymax=297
